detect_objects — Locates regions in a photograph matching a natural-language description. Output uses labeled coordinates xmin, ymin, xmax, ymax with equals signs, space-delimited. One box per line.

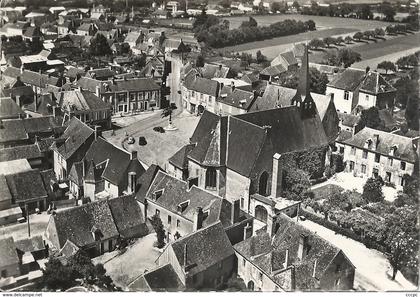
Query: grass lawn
xmin=101 ymin=233 xmax=162 ymax=290
xmin=223 ymin=14 xmax=392 ymax=30
xmin=310 ymin=184 xmax=344 ymax=200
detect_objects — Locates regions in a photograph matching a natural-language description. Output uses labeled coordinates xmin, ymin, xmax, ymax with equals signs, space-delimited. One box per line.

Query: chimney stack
xmin=373 ymin=134 xmax=379 ymax=149
xmin=243 ymin=222 xmax=252 ymax=241
xmin=130 ymin=150 xmax=137 ymax=160
xmin=231 ymin=199 xmax=240 ymax=224
xmin=298 ymin=234 xmax=308 ymax=260
xmin=95 ymin=85 xmax=100 ymax=97
xmin=94 ymin=126 xmax=99 ymax=140
xmin=52 ymin=105 xmax=57 ymax=118
xmin=82 ymin=159 xmax=86 ymax=178
xmin=128 ymin=171 xmax=137 ymax=194
xmin=193 ymin=207 xmax=203 ymax=231
xmin=271 ymin=153 xmax=283 ymax=198
xmin=231 ymin=81 xmax=235 ymax=92
xmin=283 ymin=249 xmax=289 ymax=269
xmin=15 ymin=95 xmax=21 ymax=107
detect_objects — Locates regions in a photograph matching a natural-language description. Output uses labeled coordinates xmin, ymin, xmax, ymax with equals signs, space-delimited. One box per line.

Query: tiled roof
xmin=36 ymin=137 xmax=56 ymax=153
xmin=1 ymin=86 xmax=34 ymax=98
xmin=52 ymin=117 xmax=94 ymax=160
xmin=342 ymin=127 xmax=418 ymax=163
xmin=3 ymin=67 xmax=62 ymax=88
xmin=171 ymin=222 xmax=234 ymax=276
xmin=260 ymin=64 xmax=287 ymax=77
xmin=271 ymin=51 xmax=298 ymax=69
xmin=107 ymin=195 xmax=146 ymax=239
xmin=0 ymin=237 xmax=19 ymax=267
xmin=217 ymin=86 xmax=256 ymax=111
xmin=146 ymin=171 xmax=233 ymax=227
xmin=140 ymin=264 xmax=185 ymax=291
xmin=15 ymin=235 xmax=45 ymax=253
xmin=23 ymin=26 xmax=42 ymax=38
xmin=76 ymin=77 xmax=109 ymax=93
xmin=109 ymin=78 xmax=161 ymax=92
xmin=327 ymin=68 xmax=366 ymax=91
xmin=0 ymin=144 xmax=42 ymax=162
xmin=5 ymin=169 xmax=48 ymax=203
xmin=58 ymin=90 xmax=111 ymax=112
xmin=168 ymin=144 xmax=195 ymax=169
xmin=86 ymin=68 xmax=115 ymax=80
xmin=0 ymin=119 xmax=28 ymax=143
xmin=22 ymin=116 xmax=62 ymax=135
xmin=201 ymin=63 xmax=230 ymax=79
xmin=190 ymin=110 xmax=220 ymax=144
xmin=135 ymin=164 xmax=164 ymax=203
xmin=0 ymin=97 xmax=25 ymax=119
xmin=50 ymin=199 xmax=119 ymax=248
xmin=359 ymin=71 xmax=396 ymax=94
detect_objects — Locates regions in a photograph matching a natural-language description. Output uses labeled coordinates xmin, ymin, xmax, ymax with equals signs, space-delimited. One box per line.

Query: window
xmin=362 ymin=150 xmax=368 ymax=159
xmin=177 ymin=219 xmax=180 ymax=227
xmin=240 ymin=197 xmax=244 ymax=208
xmin=208 ymin=96 xmax=212 ymax=103
xmin=243 ymin=259 xmax=246 ymax=267
xmin=344 ymin=91 xmax=349 ymax=100
xmin=361 ymin=164 xmax=367 ymax=174
xmin=400 ymin=161 xmax=406 ymax=170
xmin=388 ymin=157 xmax=393 ymax=166
xmin=365 ymin=94 xmax=369 ymax=101
xmin=168 ymin=215 xmax=171 ymax=224
xmin=375 ymin=153 xmax=380 ymax=163
xmin=205 ymin=168 xmax=217 ymax=189
xmin=351 ymin=146 xmax=356 ymax=155
xmin=259 ymin=272 xmax=263 ymax=281
xmin=107 ymin=182 xmax=110 ymax=188
xmin=155 ymin=209 xmax=160 ymax=216
xmin=386 ymin=172 xmax=391 ymax=182
xmin=339 ymin=147 xmax=344 ymax=154
xmin=372 ymin=168 xmax=379 ymax=178
xmin=258 ymin=171 xmax=269 ymax=196
xmin=335 ymin=278 xmax=340 ymax=287
xmin=349 ymin=161 xmax=355 ymax=171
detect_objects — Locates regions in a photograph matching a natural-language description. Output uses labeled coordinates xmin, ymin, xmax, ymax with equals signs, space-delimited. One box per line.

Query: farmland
xmin=223 ymin=14 xmax=392 ymax=30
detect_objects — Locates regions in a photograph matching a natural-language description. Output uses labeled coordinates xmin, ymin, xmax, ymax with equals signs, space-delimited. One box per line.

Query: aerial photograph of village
xmin=0 ymin=0 xmax=418 ymax=293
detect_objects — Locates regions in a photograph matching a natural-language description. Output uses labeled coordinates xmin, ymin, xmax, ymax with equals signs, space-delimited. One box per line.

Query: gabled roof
xmin=109 ymin=78 xmax=161 ymax=92
xmin=51 ymin=117 xmax=94 ymax=160
xmin=201 ymin=63 xmax=230 ymax=79
xmin=0 ymin=159 xmax=31 ymax=175
xmin=185 ymin=76 xmax=220 ymax=97
xmin=260 ymin=64 xmax=287 ymax=77
xmin=0 ymin=237 xmax=19 ymax=267
xmin=135 ymin=164 xmax=164 ymax=203
xmin=23 ymin=26 xmax=42 ymax=38
xmin=0 ymin=144 xmax=42 ymax=162
xmin=146 ymin=171 xmax=233 ymax=227
xmin=271 ymin=51 xmax=298 ymax=69
xmin=217 ymin=86 xmax=256 ymax=111
xmin=86 ymin=68 xmax=115 ymax=80
xmin=171 ymin=222 xmax=234 ymax=276
xmin=68 ymin=161 xmax=84 ymax=186
xmin=132 ymin=264 xmax=185 ymax=291
xmin=58 ymin=90 xmax=111 ymax=112
xmin=342 ymin=127 xmax=418 ymax=163
xmin=76 ymin=77 xmax=109 ymax=93
xmin=22 ymin=116 xmax=62 ymax=135
xmin=168 ymin=144 xmax=195 ymax=169
xmin=359 ymin=71 xmax=396 ymax=95
xmin=124 ymin=31 xmax=143 ymax=44
xmin=0 ymin=118 xmax=28 ymax=143
xmin=0 ymin=97 xmax=25 ymax=119
xmin=5 ymin=169 xmax=48 ymax=203
xmin=327 ymin=68 xmax=366 ymax=91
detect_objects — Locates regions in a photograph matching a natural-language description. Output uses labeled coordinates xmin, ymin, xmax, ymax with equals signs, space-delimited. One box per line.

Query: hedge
xmin=300 ymin=208 xmax=388 ymax=254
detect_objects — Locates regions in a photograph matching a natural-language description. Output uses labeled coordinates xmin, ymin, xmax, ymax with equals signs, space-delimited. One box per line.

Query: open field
xmin=223 ymin=14 xmax=392 ymax=30
xmin=308 ymin=32 xmax=420 ymax=66
xmin=353 ymin=46 xmax=420 ymax=69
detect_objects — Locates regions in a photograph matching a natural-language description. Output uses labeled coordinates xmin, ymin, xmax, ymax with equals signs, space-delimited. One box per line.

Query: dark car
xmin=153 ymin=126 xmax=165 ymax=133
xmin=139 ymin=136 xmax=147 ymax=146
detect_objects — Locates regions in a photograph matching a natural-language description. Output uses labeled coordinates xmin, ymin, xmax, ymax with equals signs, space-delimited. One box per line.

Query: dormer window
xmin=390 ymin=145 xmax=397 ymax=156
xmin=344 ymin=91 xmax=349 ymax=101
xmin=365 ymin=139 xmax=373 ymax=149
xmin=177 ymin=201 xmax=189 ymax=213
xmin=153 ymin=189 xmax=164 ymax=200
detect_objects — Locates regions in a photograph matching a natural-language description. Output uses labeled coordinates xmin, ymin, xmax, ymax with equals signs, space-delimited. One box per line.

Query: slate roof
xmin=58 ymin=90 xmax=111 ymax=112
xmin=109 ymin=78 xmax=161 ymax=92
xmin=137 ymin=264 xmax=185 ymax=291
xmin=359 ymin=71 xmax=396 ymax=94
xmin=217 ymin=86 xmax=256 ymax=111
xmin=76 ymin=77 xmax=109 ymax=93
xmin=235 ymin=214 xmax=350 ymax=291
xmin=0 ymin=174 xmax=12 ymax=203
xmin=83 ymin=137 xmax=145 ymax=186
xmin=3 ymin=67 xmax=62 ymax=88
xmin=87 ymin=68 xmax=115 ymax=80
xmin=50 ymin=199 xmax=119 ymax=248
xmin=190 ymin=110 xmax=220 ymax=144
xmin=327 ymin=68 xmax=366 ymax=91
xmin=0 ymin=97 xmax=25 ymax=119
xmin=15 ymin=235 xmax=45 ymax=253
xmin=146 ymin=171 xmax=233 ymax=228
xmin=170 ymin=222 xmax=234 ymax=276
xmin=1 ymin=86 xmax=34 ymax=99
xmin=5 ymin=169 xmax=48 ymax=203
xmin=107 ymin=195 xmax=147 ymax=238
xmin=0 ymin=119 xmax=28 ymax=143
xmin=0 ymin=144 xmax=42 ymax=162
xmin=0 ymin=237 xmax=19 ymax=268
xmin=135 ymin=164 xmax=164 ymax=203
xmin=51 ymin=117 xmax=94 ymax=160
xmin=342 ymin=127 xmax=418 ymax=163
xmin=260 ymin=64 xmax=287 ymax=77
xmin=168 ymin=144 xmax=195 ymax=169
xmin=22 ymin=116 xmax=61 ymax=135
xmin=201 ymin=63 xmax=230 ymax=79
xmin=188 ymin=76 xmax=219 ymax=97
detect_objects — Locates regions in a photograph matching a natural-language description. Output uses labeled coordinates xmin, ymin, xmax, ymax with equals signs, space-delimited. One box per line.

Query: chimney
xmin=298 ymin=234 xmax=308 ymax=260
xmin=34 ymin=135 xmax=40 ymax=144
xmin=52 ymin=105 xmax=57 ymax=118
xmin=230 ymin=81 xmax=235 ymax=92
xmin=218 ymin=82 xmax=224 ymax=97
xmin=130 ymin=150 xmax=137 ymax=160
xmin=128 ymin=171 xmax=137 ymax=194
xmin=373 ymin=134 xmax=379 ymax=149
xmin=365 ymin=66 xmax=370 ymax=74
xmin=231 ymin=200 xmax=240 ymax=224
xmin=0 ymin=120 xmax=3 ymax=129
xmin=283 ymin=249 xmax=289 ymax=268
xmin=82 ymin=159 xmax=86 ymax=178
xmin=243 ymin=222 xmax=252 ymax=241
xmin=94 ymin=126 xmax=99 ymax=140
xmin=193 ymin=207 xmax=203 ymax=231
xmin=20 ymin=66 xmax=24 ymax=74
xmin=95 ymin=85 xmax=100 ymax=97
xmin=15 ymin=95 xmax=21 ymax=107
xmin=271 ymin=153 xmax=283 ymax=198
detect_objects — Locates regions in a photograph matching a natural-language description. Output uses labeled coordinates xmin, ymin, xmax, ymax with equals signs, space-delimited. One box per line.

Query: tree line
xmin=193 ymin=12 xmax=316 ymax=48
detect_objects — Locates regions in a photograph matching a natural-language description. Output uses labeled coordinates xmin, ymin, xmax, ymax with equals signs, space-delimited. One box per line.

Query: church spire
xmin=297 ymin=43 xmax=310 ymax=98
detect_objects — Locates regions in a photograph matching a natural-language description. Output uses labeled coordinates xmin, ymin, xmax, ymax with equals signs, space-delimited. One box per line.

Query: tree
xmin=161 ymin=103 xmax=177 ymax=126
xmin=377 ymin=61 xmax=396 ymax=74
xmin=151 ymin=214 xmax=166 ymax=248
xmin=305 ymin=20 xmax=316 ymax=31
xmin=405 ymin=94 xmax=419 ymax=130
xmin=309 ymin=67 xmax=329 ymax=94
xmin=380 ymin=2 xmax=396 ymax=21
xmin=359 ymin=106 xmax=384 ymax=130
xmin=353 ymin=31 xmax=364 ymax=41
xmin=363 ymin=30 xmax=375 ymax=40
xmin=344 ymin=36 xmax=353 ymax=44
xmin=386 ymin=229 xmax=417 ymax=280
xmin=89 ymin=33 xmax=112 ymax=56
xmin=41 ymin=257 xmax=76 ymax=290
xmin=357 ymin=4 xmax=373 ymax=19
xmin=396 ymin=56 xmax=409 ymax=69
xmin=323 ymin=36 xmax=336 ymax=48
xmin=196 ymin=55 xmax=205 ymax=67
xmin=337 ymin=48 xmax=361 ymax=68
xmin=256 ymin=50 xmax=267 ymax=64
xmin=308 ymin=38 xmax=325 ymax=50
xmin=362 ymin=177 xmax=384 ymax=203
xmin=386 ymin=25 xmax=396 ymax=35
xmin=225 ymin=273 xmax=248 ymax=291
xmin=271 ymin=2 xmax=282 ymax=13
xmin=240 ymin=16 xmax=258 ymax=28
xmin=283 ymin=168 xmax=311 ymax=201
xmin=374 ymin=28 xmax=385 ymax=37
xmin=407 ymin=54 xmax=418 ymax=67
xmin=292 ymin=0 xmax=300 ymax=11
xmin=335 ymin=36 xmax=344 ymax=45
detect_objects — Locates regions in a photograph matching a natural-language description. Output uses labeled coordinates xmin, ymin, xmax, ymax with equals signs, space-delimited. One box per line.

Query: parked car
xmin=139 ymin=136 xmax=147 ymax=146
xmin=153 ymin=126 xmax=165 ymax=133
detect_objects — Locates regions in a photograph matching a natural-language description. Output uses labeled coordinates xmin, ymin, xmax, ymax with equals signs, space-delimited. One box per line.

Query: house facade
xmin=337 ymin=127 xmax=418 ymax=188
